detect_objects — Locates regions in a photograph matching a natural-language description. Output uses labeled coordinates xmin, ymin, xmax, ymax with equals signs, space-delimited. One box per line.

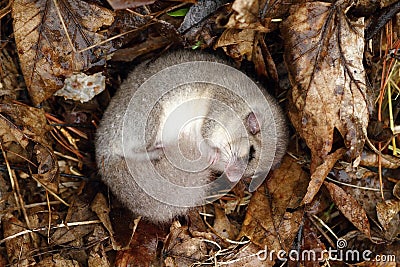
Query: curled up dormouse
xmin=95 ymin=50 xmax=288 ymax=224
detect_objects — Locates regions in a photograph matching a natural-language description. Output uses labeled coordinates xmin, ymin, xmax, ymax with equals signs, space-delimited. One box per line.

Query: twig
xmin=0 ymin=220 xmax=101 ymax=245
xmin=45 ymin=113 xmax=88 ymax=139
xmin=0 ymin=0 xmax=12 ymax=20
xmin=1 ymin=142 xmax=36 ymax=247
xmin=325 ymin=176 xmax=381 ymax=192
xmin=52 ymin=0 xmax=76 ymax=53
xmin=30 ymin=174 xmax=70 ymax=207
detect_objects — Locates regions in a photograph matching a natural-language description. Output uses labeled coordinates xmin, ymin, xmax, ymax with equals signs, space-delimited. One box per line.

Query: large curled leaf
xmin=12 ymin=0 xmax=114 ymax=105
xmin=281 ymin=2 xmax=369 ymax=171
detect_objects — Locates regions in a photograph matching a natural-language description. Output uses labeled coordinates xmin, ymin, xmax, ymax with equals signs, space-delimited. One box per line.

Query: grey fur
xmin=95 ymin=50 xmax=288 ymax=224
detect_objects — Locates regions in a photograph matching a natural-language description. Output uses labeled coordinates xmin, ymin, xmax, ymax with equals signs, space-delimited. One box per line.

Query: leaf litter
xmin=281 ymin=1 xmax=369 ymax=172
xmin=0 ymin=0 xmax=399 ymax=265
xmin=12 ymin=0 xmax=114 ymax=105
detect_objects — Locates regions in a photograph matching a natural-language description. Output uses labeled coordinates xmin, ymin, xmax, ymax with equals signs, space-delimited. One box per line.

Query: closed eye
xmin=249 ymin=145 xmax=255 ymax=161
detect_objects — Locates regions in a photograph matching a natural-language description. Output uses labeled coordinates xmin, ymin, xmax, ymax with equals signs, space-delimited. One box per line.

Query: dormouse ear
xmin=247 ymin=112 xmax=260 ymax=135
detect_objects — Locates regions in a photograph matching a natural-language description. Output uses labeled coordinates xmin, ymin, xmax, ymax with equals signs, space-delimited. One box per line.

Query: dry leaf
xmin=394 ymin=180 xmax=400 ymax=200
xmin=162 ymin=221 xmax=207 ymax=266
xmin=0 ymin=103 xmax=59 ymax=192
xmin=115 ymin=220 xmax=164 ymax=266
xmin=32 ymin=143 xmax=60 ymax=193
xmin=87 ymin=226 xmax=111 ymax=267
xmin=376 ymin=199 xmax=400 ymax=231
xmin=267 ymin=155 xmax=308 ymax=251
xmin=324 ymin=181 xmax=371 ymax=238
xmin=91 ymin=193 xmax=120 ymax=250
xmin=0 ymin=50 xmax=23 ymax=99
xmin=2 ymin=213 xmax=36 ymax=266
xmin=334 ymin=162 xmax=386 ymax=217
xmin=12 ymin=0 xmax=114 ymax=105
xmin=301 ymin=148 xmax=346 ymax=205
xmin=300 ymin=220 xmax=327 ymax=265
xmin=178 ymin=0 xmax=229 ymax=33
xmin=224 ymin=243 xmax=274 ymax=267
xmin=253 ymin=33 xmax=279 ymax=85
xmin=332 ymin=162 xmax=400 ymax=240
xmin=215 ymin=0 xmax=279 ymax=81
xmin=51 ymin=197 xmax=97 ymax=245
xmin=281 ymin=2 xmax=369 ymax=171
xmin=226 ymin=0 xmax=269 ymax=31
xmin=215 ymin=28 xmax=256 ymax=62
xmin=367 ymin=120 xmax=393 ymax=143
xmin=36 ymin=254 xmax=80 ymax=267
xmin=239 ymin=182 xmax=281 ymax=256
xmin=0 ymin=103 xmax=51 ymax=146
xmin=360 ymin=150 xmax=400 ymax=169
xmin=88 ymin=250 xmax=110 ymax=267
xmin=213 ymin=203 xmax=239 ymax=239
xmin=176 ymin=0 xmax=231 ymax=49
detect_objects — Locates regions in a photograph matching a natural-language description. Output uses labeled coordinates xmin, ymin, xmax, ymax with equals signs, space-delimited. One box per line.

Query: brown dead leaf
xmin=215 ymin=28 xmax=256 ymax=62
xmin=163 ymin=221 xmax=207 ymax=266
xmin=177 ymin=0 xmax=230 ymax=48
xmin=300 ymin=219 xmax=327 ymax=265
xmin=2 ymin=213 xmax=36 ymax=266
xmin=226 ymin=0 xmax=269 ymax=31
xmin=223 ymin=243 xmax=274 ymax=267
xmin=36 ymin=254 xmax=80 ymax=267
xmin=0 ymin=103 xmax=51 ymax=146
xmin=178 ymin=0 xmax=230 ymax=33
xmin=376 ymin=199 xmax=400 ymax=231
xmin=394 ymin=180 xmax=400 ymax=199
xmin=91 ymin=193 xmax=120 ymax=250
xmin=114 ymin=219 xmax=166 ymax=266
xmin=238 ymin=182 xmax=281 ymax=257
xmin=367 ymin=120 xmax=393 ymax=143
xmin=360 ymin=150 xmax=400 ymax=169
xmin=32 ymin=143 xmax=60 ymax=193
xmin=332 ymin=161 xmax=394 ymax=221
xmin=0 ymin=174 xmax=10 ymax=212
xmin=215 ymin=0 xmax=279 ymax=80
xmin=51 ymin=197 xmax=97 ymax=245
xmin=331 ymin=162 xmax=400 ymax=241
xmin=253 ymin=33 xmax=279 ymax=85
xmin=324 ymin=181 xmax=371 ymax=238
xmin=281 ymin=2 xmax=369 ymax=172
xmin=88 ymin=250 xmax=110 ymax=267
xmin=213 ymin=203 xmax=239 ymax=239
xmin=0 ymin=113 xmax=30 ymax=150
xmin=267 ymin=155 xmax=308 ymax=251
xmin=12 ymin=0 xmax=114 ymax=105
xmin=0 ymin=50 xmax=23 ymax=99
xmin=106 ymin=0 xmax=155 ymax=10
xmin=87 ymin=226 xmax=111 ymax=267
xmin=301 ymin=148 xmax=346 ymax=205
xmin=0 ymin=103 xmax=59 ymax=192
